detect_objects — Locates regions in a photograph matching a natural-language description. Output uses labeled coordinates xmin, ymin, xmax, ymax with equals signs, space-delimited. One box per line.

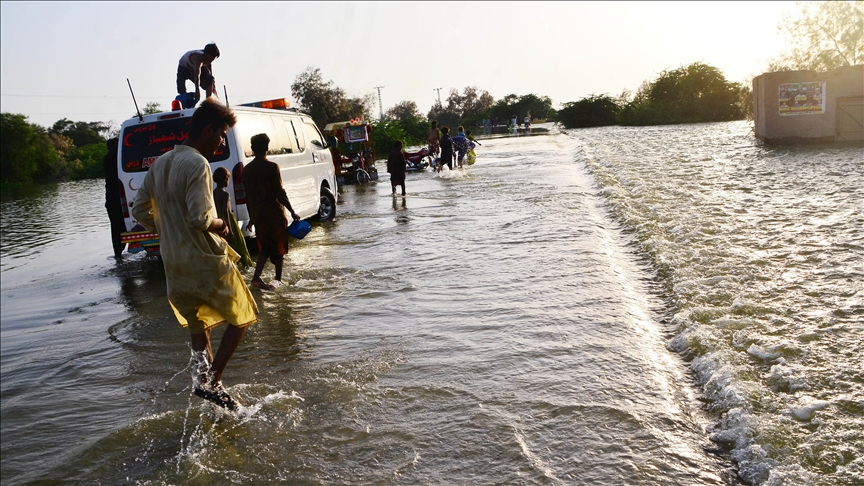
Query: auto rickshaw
xmin=324 ymin=119 xmax=378 ymax=185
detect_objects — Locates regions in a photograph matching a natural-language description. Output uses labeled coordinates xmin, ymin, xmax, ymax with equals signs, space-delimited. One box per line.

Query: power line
xmin=3 ymin=93 xmax=292 ymax=99
xmin=14 ymin=112 xmax=136 ymax=116
xmin=2 ymin=94 xmax=139 ymax=99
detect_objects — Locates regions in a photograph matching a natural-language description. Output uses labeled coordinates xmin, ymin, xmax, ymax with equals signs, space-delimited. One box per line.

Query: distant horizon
xmin=1 ymin=1 xmax=795 ymax=128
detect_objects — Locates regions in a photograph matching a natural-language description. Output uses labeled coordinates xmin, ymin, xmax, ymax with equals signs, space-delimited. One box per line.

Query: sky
xmin=1 ymin=1 xmax=798 ymax=129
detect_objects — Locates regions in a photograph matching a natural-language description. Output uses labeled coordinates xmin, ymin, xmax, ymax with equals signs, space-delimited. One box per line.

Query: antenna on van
xmin=127 ymin=78 xmax=143 ymax=122
xmin=223 ymin=84 xmax=230 ymax=107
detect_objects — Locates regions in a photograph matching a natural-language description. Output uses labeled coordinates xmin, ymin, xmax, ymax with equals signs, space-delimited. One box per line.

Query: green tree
xmin=381 ymin=101 xmax=430 ymax=146
xmin=369 ymin=121 xmax=408 ymax=159
xmin=485 ymin=93 xmax=554 ymax=125
xmin=618 ymin=62 xmax=742 ymax=126
xmin=557 ymin=95 xmax=622 ymax=129
xmin=136 ymin=101 xmax=162 ymax=117
xmin=291 ymin=66 xmax=371 ymax=129
xmin=0 ymin=113 xmax=70 ymax=183
xmin=1 ymin=112 xmax=41 ymax=182
xmin=396 ymin=116 xmax=430 ymax=147
xmin=50 ymin=118 xmax=109 ymax=147
xmin=427 ymin=98 xmax=460 ymax=128
xmin=770 ymin=0 xmax=864 ymax=72
xmin=385 ymin=100 xmax=422 ymax=121
xmin=426 ymin=86 xmax=494 ymax=127
xmin=69 ymin=142 xmax=109 ymax=180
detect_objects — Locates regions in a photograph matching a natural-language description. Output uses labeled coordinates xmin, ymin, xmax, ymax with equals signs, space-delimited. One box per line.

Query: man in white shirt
xmin=176 ymin=43 xmax=220 ymax=103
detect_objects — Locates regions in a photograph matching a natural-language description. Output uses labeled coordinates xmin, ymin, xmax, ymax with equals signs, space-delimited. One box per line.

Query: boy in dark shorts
xmin=213 ymin=167 xmax=253 ymax=267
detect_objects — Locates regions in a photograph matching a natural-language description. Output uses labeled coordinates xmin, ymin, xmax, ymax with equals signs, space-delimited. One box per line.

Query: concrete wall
xmin=753 ymin=65 xmax=863 ymax=144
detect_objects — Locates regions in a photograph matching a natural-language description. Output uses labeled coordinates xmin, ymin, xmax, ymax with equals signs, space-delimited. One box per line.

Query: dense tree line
xmin=557 ymin=62 xmax=744 ymax=129
xmin=1 ymin=112 xmax=110 ymax=185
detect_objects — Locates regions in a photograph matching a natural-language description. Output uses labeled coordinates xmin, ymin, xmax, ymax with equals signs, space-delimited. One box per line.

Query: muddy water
xmin=3 ymin=122 xmax=859 ymax=484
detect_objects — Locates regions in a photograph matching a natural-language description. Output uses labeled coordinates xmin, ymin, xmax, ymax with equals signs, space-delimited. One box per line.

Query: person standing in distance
xmin=426 ymin=120 xmax=441 ymax=156
xmin=102 ymin=137 xmax=125 ymax=258
xmin=438 ymin=126 xmax=454 ymax=172
xmin=131 ymin=99 xmax=257 ymax=411
xmin=387 ymin=139 xmax=408 ymax=196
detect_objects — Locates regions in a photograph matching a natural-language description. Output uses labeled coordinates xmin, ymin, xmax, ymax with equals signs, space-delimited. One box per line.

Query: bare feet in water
xmin=250 ymin=279 xmax=274 ymax=291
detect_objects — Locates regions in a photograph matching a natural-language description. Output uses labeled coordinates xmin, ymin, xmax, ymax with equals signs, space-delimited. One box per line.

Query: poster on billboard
xmin=779 ymin=82 xmax=826 ymax=116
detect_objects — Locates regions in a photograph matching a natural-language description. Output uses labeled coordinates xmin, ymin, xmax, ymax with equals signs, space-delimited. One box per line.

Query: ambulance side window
xmin=237 ymin=114 xmax=276 ymax=158
xmin=303 ymin=121 xmax=325 ymax=149
xmin=269 ymin=116 xmax=295 ymax=155
xmin=288 ymin=118 xmax=306 ymax=153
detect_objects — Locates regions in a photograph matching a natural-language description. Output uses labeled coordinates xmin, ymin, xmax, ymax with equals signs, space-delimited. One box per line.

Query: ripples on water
xmin=569 ymin=121 xmax=864 ymax=485
xmin=1 ymin=122 xmax=861 ymax=485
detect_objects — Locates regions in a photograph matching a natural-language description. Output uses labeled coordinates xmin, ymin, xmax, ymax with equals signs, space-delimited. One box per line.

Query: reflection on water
xmin=1 ymin=123 xmax=860 ymax=485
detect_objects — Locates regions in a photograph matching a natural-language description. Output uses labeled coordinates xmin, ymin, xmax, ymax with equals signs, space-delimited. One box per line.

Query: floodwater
xmin=1 ymin=121 xmax=861 ymax=485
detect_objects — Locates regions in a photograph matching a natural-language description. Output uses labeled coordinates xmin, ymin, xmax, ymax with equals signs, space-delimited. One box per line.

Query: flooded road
xmin=2 ymin=122 xmax=860 ymax=484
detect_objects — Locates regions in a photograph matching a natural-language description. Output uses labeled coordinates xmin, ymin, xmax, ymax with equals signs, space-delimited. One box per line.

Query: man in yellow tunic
xmin=132 ymin=99 xmax=257 ymax=410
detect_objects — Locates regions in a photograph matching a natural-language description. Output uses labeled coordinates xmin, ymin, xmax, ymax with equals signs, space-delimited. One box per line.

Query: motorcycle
xmin=402 ymin=145 xmax=433 ymax=171
xmin=339 ymin=147 xmax=377 ymax=184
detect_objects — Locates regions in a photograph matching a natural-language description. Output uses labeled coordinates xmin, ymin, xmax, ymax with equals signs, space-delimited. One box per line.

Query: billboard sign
xmin=779 ymin=82 xmax=826 ymax=116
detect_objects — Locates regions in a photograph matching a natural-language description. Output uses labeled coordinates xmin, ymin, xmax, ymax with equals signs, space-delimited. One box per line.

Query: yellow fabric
xmin=132 ymin=145 xmax=258 ymax=332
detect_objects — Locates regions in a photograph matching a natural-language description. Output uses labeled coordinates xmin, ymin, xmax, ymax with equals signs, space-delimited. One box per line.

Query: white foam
xmin=761 ymin=464 xmax=819 ymax=486
xmin=730 ymin=443 xmax=772 ymax=485
xmin=747 ymin=343 xmax=782 ymax=361
xmin=789 ymin=397 xmax=831 ymax=421
xmin=435 ymin=166 xmax=467 ymax=179
xmin=766 ymin=363 xmax=809 ymax=392
xmin=691 ymin=352 xmax=751 ymax=409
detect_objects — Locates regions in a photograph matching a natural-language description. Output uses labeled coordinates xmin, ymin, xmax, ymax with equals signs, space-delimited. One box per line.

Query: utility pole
xmin=433 ymin=87 xmax=442 ymax=105
xmin=374 ymin=85 xmax=385 ymax=120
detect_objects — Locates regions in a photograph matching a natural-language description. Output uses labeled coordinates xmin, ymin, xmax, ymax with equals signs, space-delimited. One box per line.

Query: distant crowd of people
xmin=478 ymin=115 xmax=531 ymax=135
xmin=420 ymin=121 xmax=482 ymax=175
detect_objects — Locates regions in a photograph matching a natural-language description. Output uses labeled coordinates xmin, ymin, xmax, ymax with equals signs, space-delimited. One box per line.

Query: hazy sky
xmin=1 ymin=1 xmax=797 ymax=128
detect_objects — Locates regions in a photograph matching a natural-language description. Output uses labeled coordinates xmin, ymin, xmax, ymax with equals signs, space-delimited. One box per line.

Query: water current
xmin=1 ymin=121 xmax=861 ymax=485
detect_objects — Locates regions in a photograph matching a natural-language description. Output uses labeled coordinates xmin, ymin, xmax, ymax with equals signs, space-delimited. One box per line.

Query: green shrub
xmin=557 ymin=95 xmax=622 ymax=129
xmin=618 ymin=62 xmax=743 ymax=126
xmin=70 ymin=143 xmax=108 ymax=180
xmin=370 ymin=121 xmax=409 ymax=159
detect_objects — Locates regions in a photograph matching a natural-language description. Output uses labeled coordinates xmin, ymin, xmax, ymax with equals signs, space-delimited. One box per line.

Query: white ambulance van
xmin=116 ymin=98 xmax=337 ymax=246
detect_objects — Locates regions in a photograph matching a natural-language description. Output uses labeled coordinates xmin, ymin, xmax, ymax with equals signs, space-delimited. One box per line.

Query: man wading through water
xmin=132 ymin=99 xmax=257 ymax=410
xmin=243 ymin=133 xmax=300 ymax=291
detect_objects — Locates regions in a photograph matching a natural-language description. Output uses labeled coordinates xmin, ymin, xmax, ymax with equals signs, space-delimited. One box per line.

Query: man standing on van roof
xmin=131 ymin=98 xmax=257 ymax=411
xmin=177 ymin=43 xmax=220 ymax=102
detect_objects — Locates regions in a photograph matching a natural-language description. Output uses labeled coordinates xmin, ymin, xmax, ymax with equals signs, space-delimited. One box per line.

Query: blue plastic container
xmin=287 ymin=220 xmax=312 ymax=240
xmin=175 ymin=93 xmax=199 ymax=109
